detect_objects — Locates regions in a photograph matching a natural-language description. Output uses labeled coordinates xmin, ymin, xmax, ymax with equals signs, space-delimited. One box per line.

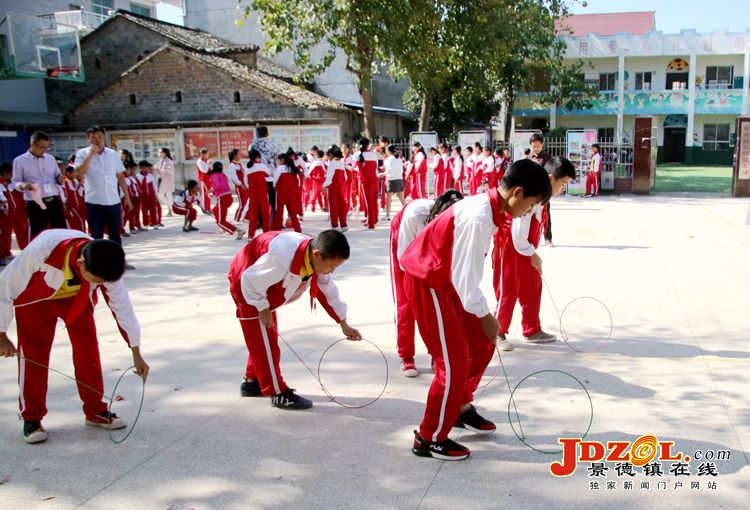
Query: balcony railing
xmin=38 ymin=10 xmax=111 ymax=34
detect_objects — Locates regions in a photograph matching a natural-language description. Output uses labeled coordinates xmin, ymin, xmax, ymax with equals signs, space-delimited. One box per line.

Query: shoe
xmin=23 ymin=420 xmax=48 ymax=444
xmin=524 ymin=330 xmax=557 ymax=343
xmin=400 ymin=358 xmax=418 ymax=378
xmin=85 ymin=411 xmax=127 ymax=430
xmin=545 ymin=239 xmax=555 ymax=247
xmin=124 ymin=262 xmax=136 ymax=271
xmin=454 ymin=405 xmax=496 ymax=434
xmin=496 ymin=333 xmax=514 ymax=351
xmin=157 ymin=223 xmax=165 ymax=227
xmin=240 ymin=377 xmax=262 ymax=397
xmin=411 ymin=430 xmax=470 ymax=461
xmin=235 ymin=229 xmax=246 ymax=240
xmin=271 ymin=388 xmax=313 ymax=410
xmin=151 ymin=225 xmax=159 ymax=230
xmin=122 ymin=231 xmax=131 ymax=237
xmin=341 ymin=226 xmax=349 ymax=233
xmin=189 ymin=226 xmax=199 ymax=232
xmin=182 ymin=226 xmax=190 ymax=232
xmin=130 ymin=229 xmax=139 ymax=235
xmin=0 ymin=258 xmax=7 ymax=266
xmin=137 ymin=227 xmax=147 ymax=232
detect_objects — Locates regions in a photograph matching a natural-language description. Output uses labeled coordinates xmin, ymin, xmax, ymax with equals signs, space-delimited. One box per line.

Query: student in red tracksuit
xmin=271 ymin=153 xmax=302 ymax=233
xmin=354 ymin=138 xmax=379 ymax=229
xmin=228 ymin=149 xmax=248 ymax=223
xmin=429 ymin=147 xmax=445 ymax=197
xmin=208 ymin=161 xmax=245 ymax=239
xmin=0 ymin=166 xmax=13 ymax=265
xmin=63 ymin=166 xmax=86 ymax=232
xmin=293 ymin=152 xmax=306 ymax=221
xmin=229 ymin=229 xmax=362 ymax=409
xmin=123 ymin=162 xmax=141 ymax=234
xmin=307 ymin=151 xmax=326 ymax=212
xmin=482 ymin=147 xmax=497 ymax=190
xmin=1 ymin=164 xmax=29 ymax=250
xmin=342 ymin=143 xmax=356 ymax=211
xmin=451 ymin=146 xmax=465 ymax=192
xmin=0 ymin=230 xmax=149 ymax=443
xmin=438 ymin=143 xmax=451 ymax=195
xmin=470 ymin=143 xmax=484 ymax=195
xmin=585 ymin=143 xmax=602 ymax=197
xmin=400 ymin=159 xmax=552 ymax=460
xmin=196 ymin=148 xmax=211 ymax=213
xmin=411 ymin=143 xmax=428 ymax=199
xmin=244 ymin=149 xmax=272 ymax=239
xmin=172 ymin=180 xmax=202 ymax=232
xmin=323 ymin=146 xmax=349 ymax=231
xmin=494 ymin=157 xmax=575 ymax=349
xmin=136 ymin=161 xmax=159 ymax=229
xmin=390 ymin=190 xmax=463 ymax=378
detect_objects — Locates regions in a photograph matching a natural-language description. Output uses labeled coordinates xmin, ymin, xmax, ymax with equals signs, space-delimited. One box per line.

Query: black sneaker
xmin=23 ymin=420 xmax=48 ymax=444
xmin=270 ymin=388 xmax=312 ymax=410
xmin=411 ymin=430 xmax=470 ymax=461
xmin=189 ymin=226 xmax=199 ymax=231
xmin=454 ymin=405 xmax=496 ymax=434
xmin=240 ymin=377 xmax=262 ymax=397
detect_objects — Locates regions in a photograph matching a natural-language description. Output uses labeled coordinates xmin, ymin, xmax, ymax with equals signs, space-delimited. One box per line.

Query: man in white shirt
xmin=74 ymin=126 xmax=133 ymax=266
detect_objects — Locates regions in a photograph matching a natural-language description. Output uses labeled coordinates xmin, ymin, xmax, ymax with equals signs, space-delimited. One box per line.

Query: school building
xmin=513 ymin=12 xmax=750 ymax=165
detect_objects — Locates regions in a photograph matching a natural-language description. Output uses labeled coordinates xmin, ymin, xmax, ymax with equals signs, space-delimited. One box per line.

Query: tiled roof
xmin=557 ymin=11 xmax=656 ymax=37
xmin=124 ymin=45 xmax=346 ymax=111
xmin=85 ymin=10 xmax=257 ymax=54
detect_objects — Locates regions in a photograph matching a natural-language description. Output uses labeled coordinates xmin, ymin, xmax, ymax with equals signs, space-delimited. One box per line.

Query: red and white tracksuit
xmin=400 ymin=190 xmax=503 ymax=442
xmin=125 ymin=175 xmax=141 ymax=231
xmin=137 ymin=171 xmax=159 ymax=227
xmin=0 ymin=229 xmax=140 ymax=421
xmin=0 ymin=182 xmax=29 ymax=256
xmin=272 ymin=166 xmax=301 ymax=233
xmin=355 ymin=150 xmax=379 ymax=229
xmin=470 ymin=152 xmax=484 ymax=195
xmin=586 ymin=153 xmax=602 ymax=196
xmin=62 ymin=178 xmax=86 ymax=232
xmin=243 ymin=163 xmax=271 ymax=238
xmin=343 ymin=154 xmax=356 ymax=210
xmin=324 ymin=159 xmax=348 ymax=229
xmin=493 ymin=204 xmax=547 ymax=337
xmin=307 ymin=161 xmax=326 ymax=211
xmin=483 ymin=155 xmax=497 ymax=190
xmin=196 ymin=157 xmax=211 ymax=210
xmin=390 ymin=198 xmax=433 ymax=361
xmin=431 ymin=154 xmax=445 ymax=197
xmin=208 ymin=171 xmax=237 ymax=234
xmin=230 ymin=162 xmax=248 ymax=222
xmin=452 ymin=157 xmax=465 ymax=192
xmin=412 ymin=152 xmax=428 ymax=199
xmin=172 ymin=189 xmax=201 ymax=222
xmin=228 ymin=231 xmax=347 ymax=396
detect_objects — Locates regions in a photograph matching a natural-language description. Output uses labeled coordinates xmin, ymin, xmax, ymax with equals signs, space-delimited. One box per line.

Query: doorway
xmin=663 ymin=128 xmax=686 ymax=163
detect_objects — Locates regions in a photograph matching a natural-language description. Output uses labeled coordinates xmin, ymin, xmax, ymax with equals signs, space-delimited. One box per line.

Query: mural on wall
xmin=624 ymin=91 xmax=688 ymax=114
xmin=666 ymin=58 xmax=690 ymax=71
xmin=694 ymin=90 xmax=744 ymax=113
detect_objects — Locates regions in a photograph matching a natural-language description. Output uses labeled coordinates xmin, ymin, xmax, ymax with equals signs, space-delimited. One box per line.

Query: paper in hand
xmin=29 ymin=183 xmax=47 ymax=210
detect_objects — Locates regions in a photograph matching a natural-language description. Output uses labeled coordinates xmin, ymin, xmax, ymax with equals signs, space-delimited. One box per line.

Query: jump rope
xmin=14 ymin=354 xmax=144 ymax=444
xmin=8 ymin=276 xmax=609 ymax=450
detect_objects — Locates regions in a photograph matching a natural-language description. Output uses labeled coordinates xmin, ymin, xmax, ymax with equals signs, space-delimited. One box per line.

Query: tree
xmin=238 ymin=0 xmax=399 ymax=137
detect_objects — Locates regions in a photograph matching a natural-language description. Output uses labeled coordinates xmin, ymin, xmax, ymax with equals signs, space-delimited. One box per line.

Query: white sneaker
xmin=85 ymin=411 xmax=127 ymax=430
xmin=235 ymin=229 xmax=246 ymax=240
xmin=341 ymin=226 xmax=349 ymax=233
xmin=496 ymin=334 xmax=514 ymax=351
xmin=524 ymin=330 xmax=557 ymax=343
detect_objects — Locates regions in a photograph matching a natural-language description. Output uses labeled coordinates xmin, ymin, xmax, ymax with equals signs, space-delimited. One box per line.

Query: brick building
xmin=44 ymin=10 xmax=410 ymax=183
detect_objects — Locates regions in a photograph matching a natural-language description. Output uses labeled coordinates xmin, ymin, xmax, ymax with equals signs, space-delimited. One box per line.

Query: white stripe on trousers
xmin=18 ymin=345 xmax=26 ymax=415
xmin=259 ymin=321 xmax=281 ymax=394
xmin=217 ymin=197 xmax=234 ymax=234
xmin=429 ymin=289 xmax=451 ymax=442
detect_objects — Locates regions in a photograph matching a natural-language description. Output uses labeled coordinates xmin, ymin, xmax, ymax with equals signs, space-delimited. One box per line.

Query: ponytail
xmin=279 ymin=152 xmax=298 ymax=174
xmin=358 ymin=137 xmax=370 ymax=164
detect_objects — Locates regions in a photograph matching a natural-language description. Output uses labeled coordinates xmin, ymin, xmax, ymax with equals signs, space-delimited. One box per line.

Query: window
xmin=705 ymin=66 xmax=734 ymax=89
xmin=703 ymin=124 xmax=730 ymax=151
xmin=129 ymin=94 xmax=136 ymax=105
xmin=666 ymin=72 xmax=689 ymax=90
xmin=233 ymin=91 xmax=241 ymax=103
xmin=129 ymin=3 xmax=152 ymax=17
xmin=598 ymin=73 xmax=616 ymax=91
xmin=91 ymin=0 xmax=113 ymax=16
xmin=597 ymin=128 xmax=615 ymax=141
xmin=175 ymin=91 xmax=182 ymax=103
xmin=635 ymin=72 xmax=652 ymax=90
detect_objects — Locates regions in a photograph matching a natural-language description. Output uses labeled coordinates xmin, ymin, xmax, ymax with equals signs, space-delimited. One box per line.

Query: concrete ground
xmin=0 ymin=194 xmax=748 ymax=510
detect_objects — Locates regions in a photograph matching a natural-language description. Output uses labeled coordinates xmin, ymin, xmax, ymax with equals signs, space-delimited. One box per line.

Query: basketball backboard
xmin=1 ymin=12 xmax=83 ymax=82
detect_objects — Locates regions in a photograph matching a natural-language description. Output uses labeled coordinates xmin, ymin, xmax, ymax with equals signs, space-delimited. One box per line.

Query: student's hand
xmin=531 ymin=253 xmax=543 ymax=274
xmin=340 ymin=320 xmax=362 ymax=341
xmin=131 ymin=347 xmax=149 ymax=382
xmin=480 ymin=314 xmax=500 ymax=343
xmin=124 ymin=198 xmax=134 ymax=212
xmin=258 ymin=309 xmax=273 ymax=329
xmin=0 ymin=332 xmax=17 ymax=358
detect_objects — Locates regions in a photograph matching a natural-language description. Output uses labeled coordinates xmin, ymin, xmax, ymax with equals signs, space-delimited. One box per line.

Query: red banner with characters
xmin=219 ymin=130 xmax=254 ymax=158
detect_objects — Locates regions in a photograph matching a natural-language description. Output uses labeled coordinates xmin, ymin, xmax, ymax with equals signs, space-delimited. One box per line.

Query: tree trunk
xmin=504 ymin=86 xmax=515 ymax=141
xmin=360 ymin=84 xmax=376 ymax=139
xmin=419 ymin=92 xmax=432 ymax=131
